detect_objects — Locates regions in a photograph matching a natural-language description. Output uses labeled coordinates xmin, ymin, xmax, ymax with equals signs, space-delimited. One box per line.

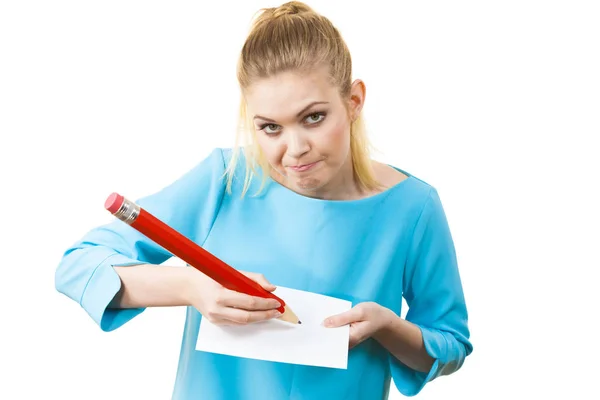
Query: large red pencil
xmin=104 ymin=192 xmax=300 ymax=324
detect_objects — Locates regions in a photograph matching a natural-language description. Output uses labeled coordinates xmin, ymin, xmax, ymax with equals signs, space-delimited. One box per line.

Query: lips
xmin=289 ymin=161 xmax=319 ymax=172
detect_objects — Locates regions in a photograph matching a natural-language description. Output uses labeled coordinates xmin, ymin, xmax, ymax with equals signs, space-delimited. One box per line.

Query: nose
xmin=286 ymin=130 xmax=310 ymax=159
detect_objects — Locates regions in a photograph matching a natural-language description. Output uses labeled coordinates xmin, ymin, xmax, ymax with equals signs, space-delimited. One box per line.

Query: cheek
xmin=322 ymin=118 xmax=350 ymax=151
xmin=256 ymin=135 xmax=284 ymax=165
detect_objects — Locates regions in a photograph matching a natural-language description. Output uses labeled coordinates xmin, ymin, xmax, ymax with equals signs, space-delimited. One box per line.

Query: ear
xmin=348 ymin=79 xmax=366 ymax=121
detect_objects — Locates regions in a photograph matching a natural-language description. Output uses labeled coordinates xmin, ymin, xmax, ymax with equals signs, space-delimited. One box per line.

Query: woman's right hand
xmin=185 ymin=268 xmax=282 ymax=326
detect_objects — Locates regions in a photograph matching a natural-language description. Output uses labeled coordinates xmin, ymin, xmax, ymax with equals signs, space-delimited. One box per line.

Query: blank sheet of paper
xmin=195 ymin=286 xmax=352 ymax=369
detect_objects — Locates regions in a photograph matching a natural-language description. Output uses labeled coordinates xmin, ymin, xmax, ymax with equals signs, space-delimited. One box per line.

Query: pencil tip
xmin=298 ymin=320 xmax=302 ymax=324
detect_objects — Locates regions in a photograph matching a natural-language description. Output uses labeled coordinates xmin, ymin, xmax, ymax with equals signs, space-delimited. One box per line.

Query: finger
xmin=202 ymin=308 xmax=244 ymax=326
xmin=323 ymin=307 xmax=363 ymax=328
xmin=217 ymin=289 xmax=281 ymax=311
xmin=348 ymin=322 xmax=369 ymax=348
xmin=242 ymin=271 xmax=277 ymax=292
xmin=220 ymin=307 xmax=281 ymax=324
xmin=206 ymin=316 xmax=244 ymax=326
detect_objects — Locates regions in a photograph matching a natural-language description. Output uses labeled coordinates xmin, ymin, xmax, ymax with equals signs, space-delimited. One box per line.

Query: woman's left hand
xmin=323 ymin=302 xmax=394 ymax=348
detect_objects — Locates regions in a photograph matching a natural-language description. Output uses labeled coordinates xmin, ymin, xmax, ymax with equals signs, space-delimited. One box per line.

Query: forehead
xmin=244 ymin=68 xmax=339 ymax=117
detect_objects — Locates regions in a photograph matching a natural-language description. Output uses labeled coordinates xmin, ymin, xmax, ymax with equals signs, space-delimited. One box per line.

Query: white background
xmin=1 ymin=0 xmax=598 ymax=398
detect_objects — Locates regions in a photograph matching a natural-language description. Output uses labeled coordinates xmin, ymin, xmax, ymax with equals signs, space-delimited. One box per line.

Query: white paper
xmin=195 ymin=286 xmax=351 ymax=369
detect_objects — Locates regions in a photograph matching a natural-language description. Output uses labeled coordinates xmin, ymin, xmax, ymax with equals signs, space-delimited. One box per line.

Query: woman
xmin=55 ymin=2 xmax=472 ymax=399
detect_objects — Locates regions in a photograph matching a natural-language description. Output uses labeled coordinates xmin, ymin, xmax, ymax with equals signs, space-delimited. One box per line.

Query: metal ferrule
xmin=113 ymin=197 xmax=140 ymax=225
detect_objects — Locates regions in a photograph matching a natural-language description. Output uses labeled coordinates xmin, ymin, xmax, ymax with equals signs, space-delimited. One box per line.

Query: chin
xmin=291 ymin=172 xmax=328 ymax=192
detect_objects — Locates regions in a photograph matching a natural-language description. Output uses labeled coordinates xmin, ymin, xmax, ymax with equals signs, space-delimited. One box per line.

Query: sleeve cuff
xmin=80 ymin=253 xmax=146 ymax=332
xmin=388 ymin=325 xmax=448 ymax=396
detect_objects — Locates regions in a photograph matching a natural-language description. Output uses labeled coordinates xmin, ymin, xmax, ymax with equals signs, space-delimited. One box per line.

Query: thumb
xmin=242 ymin=271 xmax=277 ymax=292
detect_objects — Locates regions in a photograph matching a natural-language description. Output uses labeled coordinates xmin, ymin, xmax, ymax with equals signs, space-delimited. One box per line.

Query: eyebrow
xmin=253 ymin=101 xmax=329 ymax=122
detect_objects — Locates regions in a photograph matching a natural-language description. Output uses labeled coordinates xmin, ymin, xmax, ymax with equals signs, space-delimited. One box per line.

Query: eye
xmin=305 ymin=112 xmax=325 ymax=124
xmin=258 ymin=112 xmax=325 ymax=135
xmin=259 ymin=123 xmax=281 ymax=135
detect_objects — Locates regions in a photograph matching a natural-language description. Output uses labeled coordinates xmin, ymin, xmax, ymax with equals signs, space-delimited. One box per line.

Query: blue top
xmin=55 ymin=148 xmax=472 ymax=399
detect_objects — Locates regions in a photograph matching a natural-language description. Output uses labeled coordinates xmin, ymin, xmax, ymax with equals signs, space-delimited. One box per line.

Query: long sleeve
xmin=390 ymin=188 xmax=473 ymax=396
xmin=55 ymin=148 xmax=228 ymax=332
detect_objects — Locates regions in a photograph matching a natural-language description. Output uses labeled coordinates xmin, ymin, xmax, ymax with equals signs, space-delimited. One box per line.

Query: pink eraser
xmin=105 ymin=192 xmax=124 ymax=213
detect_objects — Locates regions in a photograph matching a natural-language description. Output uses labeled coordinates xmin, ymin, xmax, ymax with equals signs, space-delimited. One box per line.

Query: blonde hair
xmin=225 ymin=1 xmax=379 ymax=197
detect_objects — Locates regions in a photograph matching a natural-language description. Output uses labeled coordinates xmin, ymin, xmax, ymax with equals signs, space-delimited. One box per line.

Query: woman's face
xmin=244 ymin=67 xmax=365 ymax=199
